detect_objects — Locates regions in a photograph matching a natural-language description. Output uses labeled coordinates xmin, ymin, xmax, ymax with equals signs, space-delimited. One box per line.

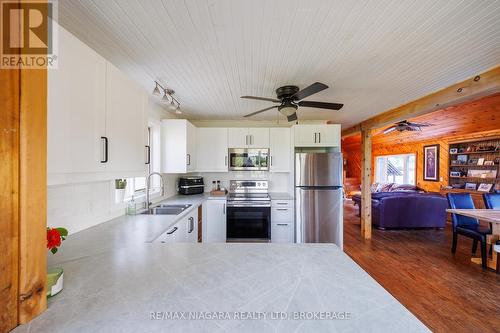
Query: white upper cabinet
xmin=228 ymin=128 xmax=270 ymax=148
xmin=105 ymin=63 xmax=148 ymax=174
xmin=161 ymin=119 xmax=196 ymax=173
xmin=294 ymin=124 xmax=341 ymax=147
xmin=269 ymin=128 xmax=291 ymax=172
xmin=48 ymin=27 xmax=106 ymax=182
xmin=196 ymin=128 xmax=228 ymax=172
xmin=48 ymin=27 xmax=148 ymax=185
xmin=248 ymin=128 xmax=270 ymax=147
xmin=227 ymin=128 xmax=249 ymax=148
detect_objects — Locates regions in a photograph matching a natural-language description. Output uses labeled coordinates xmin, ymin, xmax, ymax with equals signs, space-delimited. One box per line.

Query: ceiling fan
xmin=383 ymin=120 xmax=433 ymax=134
xmin=241 ymin=82 xmax=343 ymax=122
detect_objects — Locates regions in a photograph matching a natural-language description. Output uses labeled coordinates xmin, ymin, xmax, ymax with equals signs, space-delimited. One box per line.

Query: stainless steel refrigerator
xmin=295 ymin=152 xmax=343 ymax=248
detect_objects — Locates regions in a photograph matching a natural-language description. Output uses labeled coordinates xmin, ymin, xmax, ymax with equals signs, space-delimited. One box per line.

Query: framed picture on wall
xmin=423 ymin=144 xmax=440 ymax=181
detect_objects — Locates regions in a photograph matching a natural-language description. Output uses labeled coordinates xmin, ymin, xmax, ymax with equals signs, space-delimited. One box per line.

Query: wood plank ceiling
xmin=343 ymin=93 xmax=500 ymax=147
xmin=57 ymin=0 xmax=500 ymax=126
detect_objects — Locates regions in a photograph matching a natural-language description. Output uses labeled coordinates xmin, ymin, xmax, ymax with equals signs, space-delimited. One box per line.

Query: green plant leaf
xmin=50 ymin=247 xmax=58 ymax=254
xmin=56 ymin=228 xmax=68 ymax=237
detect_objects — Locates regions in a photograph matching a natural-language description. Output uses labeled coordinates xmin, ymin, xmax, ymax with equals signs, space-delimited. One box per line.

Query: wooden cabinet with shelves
xmin=447 ymin=137 xmax=500 ymax=193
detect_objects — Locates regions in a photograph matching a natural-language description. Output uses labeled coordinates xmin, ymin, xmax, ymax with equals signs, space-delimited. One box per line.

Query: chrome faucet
xmin=146 ymin=172 xmax=165 ymax=209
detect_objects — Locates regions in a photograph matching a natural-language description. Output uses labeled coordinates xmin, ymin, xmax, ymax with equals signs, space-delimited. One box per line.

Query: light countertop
xmin=16 ymin=193 xmax=428 ymax=333
xmin=17 ymin=243 xmax=428 ymax=333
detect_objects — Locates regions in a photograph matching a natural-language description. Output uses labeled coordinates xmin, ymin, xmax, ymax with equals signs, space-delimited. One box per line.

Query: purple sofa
xmin=352 ymin=192 xmax=448 ymax=229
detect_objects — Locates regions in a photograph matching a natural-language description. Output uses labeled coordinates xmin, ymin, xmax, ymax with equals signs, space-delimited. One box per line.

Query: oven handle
xmin=226 ymin=203 xmax=271 ymax=208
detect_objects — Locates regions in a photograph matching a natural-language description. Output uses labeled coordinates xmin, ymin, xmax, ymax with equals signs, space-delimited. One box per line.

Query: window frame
xmin=374 ymin=152 xmax=417 ymax=185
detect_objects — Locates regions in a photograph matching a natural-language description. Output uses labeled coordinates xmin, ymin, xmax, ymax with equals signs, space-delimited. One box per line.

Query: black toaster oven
xmin=178 ymin=177 xmax=204 ymax=195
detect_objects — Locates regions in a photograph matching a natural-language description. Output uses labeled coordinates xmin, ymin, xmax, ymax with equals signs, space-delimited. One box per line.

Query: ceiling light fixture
xmin=152 ymin=82 xmax=161 ymax=96
xmin=152 ymin=81 xmax=181 ymax=113
xmin=174 ymin=105 xmax=182 ymax=114
xmin=278 ymin=101 xmax=298 ymax=122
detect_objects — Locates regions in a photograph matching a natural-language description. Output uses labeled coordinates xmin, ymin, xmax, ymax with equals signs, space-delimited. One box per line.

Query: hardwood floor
xmin=343 ymin=201 xmax=500 ymax=333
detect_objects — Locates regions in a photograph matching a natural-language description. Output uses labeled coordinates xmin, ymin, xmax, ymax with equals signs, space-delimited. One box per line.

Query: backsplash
xmin=191 ymin=171 xmax=293 ymax=194
xmin=47 ymin=173 xmax=179 ymax=234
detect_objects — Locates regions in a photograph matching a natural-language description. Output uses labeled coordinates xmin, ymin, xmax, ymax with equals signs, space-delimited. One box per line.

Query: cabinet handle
xmin=313 ymin=133 xmax=317 ymax=143
xmin=250 ymin=135 xmax=253 ymax=145
xmin=145 ymin=145 xmax=151 ymax=165
xmin=276 ymin=202 xmax=288 ymax=205
xmin=166 ymin=226 xmax=178 ymax=235
xmin=277 ymin=223 xmax=288 ymax=226
xmin=100 ymin=136 xmax=108 ymax=163
xmin=277 ymin=208 xmax=288 ymax=211
xmin=225 ymin=156 xmax=228 ymax=166
xmin=188 ymin=217 xmax=194 ymax=233
xmin=270 ymin=156 xmax=273 ymax=166
xmin=187 ymin=154 xmax=191 ymax=166
xmin=318 ymin=132 xmax=321 ymax=143
xmin=223 ymin=203 xmax=226 ymax=215
xmin=246 ymin=135 xmax=249 ymax=146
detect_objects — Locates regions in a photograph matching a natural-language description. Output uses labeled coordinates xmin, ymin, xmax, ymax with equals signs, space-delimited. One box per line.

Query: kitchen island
xmin=14 ymin=195 xmax=428 ymax=333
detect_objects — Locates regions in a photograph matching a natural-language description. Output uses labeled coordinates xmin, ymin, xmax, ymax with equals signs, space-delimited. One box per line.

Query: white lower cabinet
xmin=203 ymin=199 xmax=227 ymax=243
xmin=271 ymin=222 xmax=294 ymax=243
xmin=158 ymin=208 xmax=198 ymax=243
xmin=158 ymin=220 xmax=186 ymax=243
xmin=271 ymin=200 xmax=294 ymax=243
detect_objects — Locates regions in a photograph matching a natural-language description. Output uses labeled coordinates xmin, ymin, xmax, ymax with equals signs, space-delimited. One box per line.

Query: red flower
xmin=47 ymin=228 xmax=62 ymax=250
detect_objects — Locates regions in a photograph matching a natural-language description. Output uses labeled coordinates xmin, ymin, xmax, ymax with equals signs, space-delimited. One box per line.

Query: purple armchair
xmin=352 ymin=192 xmax=448 ymax=229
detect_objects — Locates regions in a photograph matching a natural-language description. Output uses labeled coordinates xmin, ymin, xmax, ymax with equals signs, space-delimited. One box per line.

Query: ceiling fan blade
xmin=287 ymin=112 xmax=298 ymax=122
xmin=298 ymin=101 xmax=343 ymax=110
xmin=243 ymin=105 xmax=277 ymax=118
xmin=241 ymin=95 xmax=280 ymax=103
xmin=383 ymin=126 xmax=397 ymax=134
xmin=291 ymin=82 xmax=328 ymax=100
xmin=407 ymin=121 xmax=433 ymax=127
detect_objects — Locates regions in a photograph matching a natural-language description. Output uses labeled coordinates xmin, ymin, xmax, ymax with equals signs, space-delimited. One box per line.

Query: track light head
xmin=162 ymin=90 xmax=170 ymax=102
xmin=152 ymin=82 xmax=161 ymax=96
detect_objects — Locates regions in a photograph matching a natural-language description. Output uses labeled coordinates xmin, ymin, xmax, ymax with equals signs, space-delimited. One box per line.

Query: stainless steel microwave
xmin=228 ymin=148 xmax=269 ymax=171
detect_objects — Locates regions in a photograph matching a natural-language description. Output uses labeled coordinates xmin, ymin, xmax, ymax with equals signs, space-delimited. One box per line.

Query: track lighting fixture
xmin=152 ymin=81 xmax=181 ymax=112
xmin=152 ymin=82 xmax=161 ymax=96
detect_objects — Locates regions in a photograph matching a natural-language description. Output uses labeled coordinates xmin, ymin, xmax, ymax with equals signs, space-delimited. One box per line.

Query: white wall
xmin=47 ymin=98 xmax=179 ymax=233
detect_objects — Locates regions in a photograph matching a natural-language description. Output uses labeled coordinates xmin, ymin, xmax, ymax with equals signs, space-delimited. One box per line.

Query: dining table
xmin=446 ymin=209 xmax=500 ymax=271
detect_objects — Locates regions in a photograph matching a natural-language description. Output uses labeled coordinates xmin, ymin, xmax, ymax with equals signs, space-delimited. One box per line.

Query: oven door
xmin=229 ymin=149 xmax=269 ymax=171
xmin=226 ymin=204 xmax=271 ymax=240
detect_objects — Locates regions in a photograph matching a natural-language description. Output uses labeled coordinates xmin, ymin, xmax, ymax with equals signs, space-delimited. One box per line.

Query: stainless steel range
xmin=226 ymin=180 xmax=271 ymax=241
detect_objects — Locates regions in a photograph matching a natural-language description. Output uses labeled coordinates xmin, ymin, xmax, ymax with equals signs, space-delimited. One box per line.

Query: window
xmin=375 ymin=153 xmax=416 ymax=185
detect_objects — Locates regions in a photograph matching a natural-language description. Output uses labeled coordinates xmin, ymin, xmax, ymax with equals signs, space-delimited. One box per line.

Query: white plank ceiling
xmin=57 ymin=0 xmax=500 ymax=127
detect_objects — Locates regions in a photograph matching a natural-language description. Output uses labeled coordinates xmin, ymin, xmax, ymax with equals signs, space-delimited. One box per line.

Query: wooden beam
xmin=360 ymin=129 xmax=372 ymax=240
xmin=341 ymin=124 xmax=362 ymax=138
xmin=342 ymin=65 xmax=500 ymax=136
xmin=18 ymin=67 xmax=48 ymax=324
xmin=0 ymin=64 xmax=20 ymax=333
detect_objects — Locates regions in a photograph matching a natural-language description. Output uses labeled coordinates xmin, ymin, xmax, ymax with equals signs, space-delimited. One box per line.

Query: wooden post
xmin=0 ymin=60 xmax=21 ymax=333
xmin=360 ymin=128 xmax=372 ymax=239
xmin=0 ymin=0 xmax=48 ymax=328
xmin=18 ymin=67 xmax=47 ymax=324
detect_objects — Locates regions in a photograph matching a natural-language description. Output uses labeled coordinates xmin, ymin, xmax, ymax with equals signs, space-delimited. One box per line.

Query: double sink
xmin=141 ymin=204 xmax=192 ymax=216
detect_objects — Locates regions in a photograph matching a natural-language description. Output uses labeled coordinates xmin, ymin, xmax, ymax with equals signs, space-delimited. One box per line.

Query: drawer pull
xmin=276 ymin=202 xmax=288 ymax=205
xmin=277 ymin=223 xmax=288 ymax=226
xmin=276 ymin=208 xmax=289 ymax=211
xmin=166 ymin=226 xmax=178 ymax=235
